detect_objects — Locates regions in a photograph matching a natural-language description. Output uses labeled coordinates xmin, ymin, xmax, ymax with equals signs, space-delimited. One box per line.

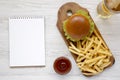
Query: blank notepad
xmin=9 ymin=17 xmax=45 ymax=67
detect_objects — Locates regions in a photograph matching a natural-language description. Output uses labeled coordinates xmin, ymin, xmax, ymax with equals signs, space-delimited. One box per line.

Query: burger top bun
xmin=65 ymin=14 xmax=90 ymax=41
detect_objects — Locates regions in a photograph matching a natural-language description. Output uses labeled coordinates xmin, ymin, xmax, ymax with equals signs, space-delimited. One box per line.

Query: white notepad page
xmin=9 ymin=17 xmax=45 ymax=67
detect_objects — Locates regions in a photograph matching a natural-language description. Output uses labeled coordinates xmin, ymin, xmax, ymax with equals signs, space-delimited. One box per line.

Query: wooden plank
xmin=56 ymin=2 xmax=115 ymax=76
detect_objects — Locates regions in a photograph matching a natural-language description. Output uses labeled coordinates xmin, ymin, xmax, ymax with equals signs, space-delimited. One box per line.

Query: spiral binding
xmin=9 ymin=16 xmax=44 ymax=19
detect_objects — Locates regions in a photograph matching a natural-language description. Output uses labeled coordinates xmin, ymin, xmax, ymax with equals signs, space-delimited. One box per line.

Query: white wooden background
xmin=0 ymin=0 xmax=120 ymax=80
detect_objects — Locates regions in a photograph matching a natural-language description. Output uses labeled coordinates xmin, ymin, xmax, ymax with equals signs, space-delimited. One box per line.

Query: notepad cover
xmin=9 ymin=17 xmax=45 ymax=67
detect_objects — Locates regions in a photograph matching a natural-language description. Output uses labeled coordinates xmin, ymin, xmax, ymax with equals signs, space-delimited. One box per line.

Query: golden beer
xmin=97 ymin=0 xmax=120 ymax=18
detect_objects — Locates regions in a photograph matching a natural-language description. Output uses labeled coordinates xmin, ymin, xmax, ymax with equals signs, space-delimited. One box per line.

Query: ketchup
xmin=53 ymin=57 xmax=72 ymax=75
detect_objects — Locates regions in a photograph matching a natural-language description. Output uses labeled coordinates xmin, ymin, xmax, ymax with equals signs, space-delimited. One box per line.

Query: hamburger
xmin=63 ymin=10 xmax=94 ymax=41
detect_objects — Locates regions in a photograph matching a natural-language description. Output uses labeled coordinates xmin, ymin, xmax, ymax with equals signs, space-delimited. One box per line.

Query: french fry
xmin=94 ymin=30 xmax=108 ymax=48
xmin=97 ymin=59 xmax=103 ymax=66
xmin=89 ymin=61 xmax=97 ymax=67
xmin=97 ymin=50 xmax=112 ymax=56
xmin=85 ymin=56 xmax=106 ymax=64
xmin=81 ymin=66 xmax=97 ymax=73
xmin=84 ymin=38 xmax=93 ymax=53
xmin=69 ymin=48 xmax=84 ymax=56
xmin=83 ymin=72 xmax=98 ymax=76
xmin=100 ymin=62 xmax=111 ymax=69
xmin=94 ymin=65 xmax=102 ymax=72
xmin=70 ymin=42 xmax=80 ymax=52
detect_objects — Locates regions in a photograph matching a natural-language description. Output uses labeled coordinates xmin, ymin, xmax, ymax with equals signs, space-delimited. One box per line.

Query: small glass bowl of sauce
xmin=53 ymin=56 xmax=72 ymax=75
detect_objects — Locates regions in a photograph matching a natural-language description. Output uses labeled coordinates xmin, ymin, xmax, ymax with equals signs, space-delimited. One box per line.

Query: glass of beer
xmin=97 ymin=0 xmax=120 ymax=18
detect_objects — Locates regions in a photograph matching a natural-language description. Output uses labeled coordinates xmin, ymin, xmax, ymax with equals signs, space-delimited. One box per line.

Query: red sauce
xmin=53 ymin=57 xmax=72 ymax=75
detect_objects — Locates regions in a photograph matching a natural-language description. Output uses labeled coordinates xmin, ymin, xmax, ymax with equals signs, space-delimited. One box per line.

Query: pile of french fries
xmin=69 ymin=30 xmax=112 ymax=76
